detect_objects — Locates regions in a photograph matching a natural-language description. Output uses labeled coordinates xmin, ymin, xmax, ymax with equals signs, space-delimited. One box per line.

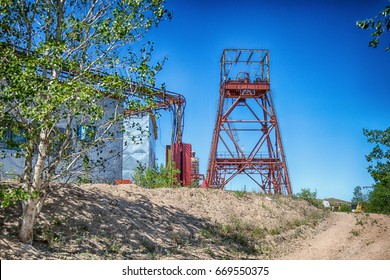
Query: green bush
xmin=133 ymin=161 xmax=180 ymax=189
xmin=295 ymin=188 xmax=322 ymax=207
xmin=339 ymin=203 xmax=351 ymax=212
xmin=295 ymin=188 xmax=317 ymax=200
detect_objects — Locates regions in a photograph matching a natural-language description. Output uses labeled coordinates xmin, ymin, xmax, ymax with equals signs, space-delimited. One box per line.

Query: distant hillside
xmin=323 ymin=198 xmax=350 ymax=205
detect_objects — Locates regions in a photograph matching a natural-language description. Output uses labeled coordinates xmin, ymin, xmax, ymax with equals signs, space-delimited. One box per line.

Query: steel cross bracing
xmin=206 ymin=49 xmax=292 ymax=195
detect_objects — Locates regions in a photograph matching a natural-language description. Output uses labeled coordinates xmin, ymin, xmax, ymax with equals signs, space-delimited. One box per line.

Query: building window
xmin=77 ymin=125 xmax=96 ymax=142
xmin=0 ymin=126 xmax=27 ymax=150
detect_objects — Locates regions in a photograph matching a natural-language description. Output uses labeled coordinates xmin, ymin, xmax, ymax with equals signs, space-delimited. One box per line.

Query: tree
xmin=364 ymin=127 xmax=390 ymax=188
xmin=295 ymin=187 xmax=323 ymax=208
xmin=295 ymin=187 xmax=317 ymax=201
xmin=0 ymin=0 xmax=171 ymax=243
xmin=357 ymin=4 xmax=390 ymax=213
xmin=363 ymin=127 xmax=390 ymax=213
xmin=356 ymin=5 xmax=390 ymax=51
xmin=351 ymin=186 xmax=365 ymax=203
xmin=367 ymin=185 xmax=390 ymax=214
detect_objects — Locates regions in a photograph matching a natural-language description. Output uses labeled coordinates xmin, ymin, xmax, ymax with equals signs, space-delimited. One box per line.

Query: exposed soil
xmin=0 ymin=184 xmax=389 ymax=260
xmin=282 ymin=212 xmax=390 ymax=260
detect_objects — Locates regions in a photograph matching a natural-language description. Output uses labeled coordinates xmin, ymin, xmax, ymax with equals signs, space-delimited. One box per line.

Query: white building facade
xmin=0 ymin=98 xmax=156 ymax=183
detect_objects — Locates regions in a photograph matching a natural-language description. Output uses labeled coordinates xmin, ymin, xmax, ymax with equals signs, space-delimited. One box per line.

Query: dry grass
xmin=1 ymin=183 xmax=329 ymax=260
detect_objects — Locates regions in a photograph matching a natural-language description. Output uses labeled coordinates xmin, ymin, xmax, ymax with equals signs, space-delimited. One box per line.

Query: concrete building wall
xmin=79 ymin=97 xmax=124 ymax=183
xmin=0 ymin=150 xmax=25 ymax=180
xmin=0 ymin=97 xmax=124 ymax=183
xmin=122 ymin=113 xmax=156 ymax=181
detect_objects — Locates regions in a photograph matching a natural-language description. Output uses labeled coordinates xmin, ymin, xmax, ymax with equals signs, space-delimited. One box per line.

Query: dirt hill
xmin=1 ymin=184 xmax=389 ymax=259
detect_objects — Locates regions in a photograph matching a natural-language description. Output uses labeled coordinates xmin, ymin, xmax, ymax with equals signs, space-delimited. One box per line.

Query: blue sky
xmin=144 ymin=0 xmax=389 ymax=201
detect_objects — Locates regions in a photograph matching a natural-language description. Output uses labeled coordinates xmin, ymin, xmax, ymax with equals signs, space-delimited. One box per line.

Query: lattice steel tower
xmin=206 ymin=49 xmax=292 ymax=195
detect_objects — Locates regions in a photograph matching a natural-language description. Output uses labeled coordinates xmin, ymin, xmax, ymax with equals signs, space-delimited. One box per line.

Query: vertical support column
xmin=171 ymin=143 xmax=192 ymax=186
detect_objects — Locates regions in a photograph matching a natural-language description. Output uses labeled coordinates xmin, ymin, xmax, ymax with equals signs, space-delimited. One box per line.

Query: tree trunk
xmin=19 ymin=129 xmax=49 ymax=244
xmin=18 ymin=199 xmax=39 ymax=244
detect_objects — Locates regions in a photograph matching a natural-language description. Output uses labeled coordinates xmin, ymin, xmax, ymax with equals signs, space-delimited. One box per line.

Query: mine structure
xmin=206 ymin=49 xmax=292 ymax=195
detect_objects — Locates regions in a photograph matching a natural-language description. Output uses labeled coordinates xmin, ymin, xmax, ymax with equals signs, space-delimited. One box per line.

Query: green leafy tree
xmin=356 ymin=5 xmax=390 ymax=51
xmin=295 ymin=187 xmax=317 ymax=200
xmin=364 ymin=128 xmax=390 ymax=188
xmin=295 ymin=187 xmax=322 ymax=207
xmin=0 ymin=0 xmax=171 ymax=243
xmin=357 ymin=4 xmax=390 ymax=213
xmin=363 ymin=127 xmax=390 ymax=213
xmin=351 ymin=186 xmax=366 ymax=203
xmin=367 ymin=185 xmax=390 ymax=214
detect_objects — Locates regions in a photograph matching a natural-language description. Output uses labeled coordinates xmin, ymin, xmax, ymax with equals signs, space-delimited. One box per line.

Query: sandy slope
xmin=1 ymin=184 xmax=389 ymax=260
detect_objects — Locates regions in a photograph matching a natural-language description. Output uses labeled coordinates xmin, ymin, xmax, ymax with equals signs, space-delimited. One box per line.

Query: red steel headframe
xmin=206 ymin=49 xmax=292 ymax=195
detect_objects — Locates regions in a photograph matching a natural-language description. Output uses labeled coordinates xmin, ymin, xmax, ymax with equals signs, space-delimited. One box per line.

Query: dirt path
xmin=283 ymin=212 xmax=390 ymax=260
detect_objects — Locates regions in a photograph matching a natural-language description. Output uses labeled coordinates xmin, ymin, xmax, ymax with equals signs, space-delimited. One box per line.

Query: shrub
xmin=295 ymin=188 xmax=322 ymax=207
xmin=339 ymin=203 xmax=351 ymax=212
xmin=295 ymin=188 xmax=317 ymax=200
xmin=133 ymin=161 xmax=180 ymax=189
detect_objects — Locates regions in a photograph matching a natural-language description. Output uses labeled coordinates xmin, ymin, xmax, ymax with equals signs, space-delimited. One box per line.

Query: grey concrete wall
xmin=0 ymin=97 xmax=124 ymax=184
xmin=122 ymin=113 xmax=156 ymax=181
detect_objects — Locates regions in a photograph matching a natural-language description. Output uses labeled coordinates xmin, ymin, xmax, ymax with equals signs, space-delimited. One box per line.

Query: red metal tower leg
xmin=206 ymin=49 xmax=292 ymax=195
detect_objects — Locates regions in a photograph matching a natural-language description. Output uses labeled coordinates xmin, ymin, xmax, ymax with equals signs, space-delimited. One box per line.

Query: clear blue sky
xmin=144 ymin=0 xmax=389 ymax=201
